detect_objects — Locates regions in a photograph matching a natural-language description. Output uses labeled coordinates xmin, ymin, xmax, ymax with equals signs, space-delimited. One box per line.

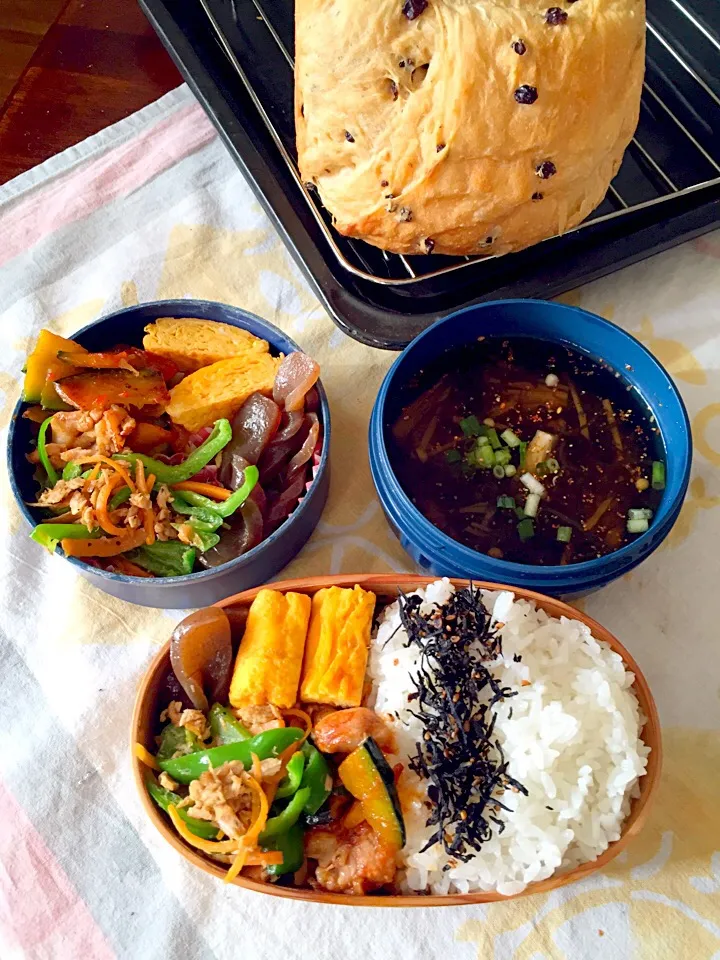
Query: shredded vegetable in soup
xmin=389 ymin=338 xmax=664 ymax=565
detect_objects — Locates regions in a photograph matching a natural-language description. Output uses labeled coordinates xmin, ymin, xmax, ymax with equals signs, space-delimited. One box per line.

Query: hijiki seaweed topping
xmin=400 ymin=586 xmax=528 ymax=862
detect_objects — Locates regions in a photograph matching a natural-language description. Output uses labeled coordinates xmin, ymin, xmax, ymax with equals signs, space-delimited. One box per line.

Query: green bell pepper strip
xmin=208 ymin=703 xmax=251 ymax=744
xmin=171 ymin=520 xmax=220 ymax=553
xmin=109 ymin=486 xmax=132 ymax=510
xmin=128 ymin=541 xmax=196 ymax=577
xmin=173 ymin=466 xmax=259 ymax=519
xmin=115 ymin=418 xmax=232 ymax=485
xmin=37 ymin=416 xmax=59 ymax=485
xmin=62 ymin=461 xmax=83 ymax=481
xmin=300 ymin=742 xmax=332 ymax=815
xmin=145 ymin=776 xmax=219 ymax=840
xmin=258 ymin=787 xmax=311 ymax=842
xmin=156 ymin=722 xmax=202 ymax=764
xmin=275 ymin=750 xmax=306 ymax=799
xmin=159 ymin=727 xmax=305 ymax=785
xmin=30 ymin=523 xmax=99 ymax=554
xmin=262 ymin=822 xmax=305 ymax=877
xmin=170 ymin=494 xmax=225 ymax=525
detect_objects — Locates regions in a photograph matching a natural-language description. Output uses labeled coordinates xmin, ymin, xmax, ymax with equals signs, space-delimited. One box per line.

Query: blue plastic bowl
xmin=369 ymin=300 xmax=691 ymax=597
xmin=8 ymin=300 xmax=330 ymax=608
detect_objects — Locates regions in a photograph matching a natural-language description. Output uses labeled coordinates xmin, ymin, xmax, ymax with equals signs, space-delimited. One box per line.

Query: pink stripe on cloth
xmin=0 ymin=780 xmax=115 ymax=959
xmin=0 ymin=101 xmax=216 ymax=268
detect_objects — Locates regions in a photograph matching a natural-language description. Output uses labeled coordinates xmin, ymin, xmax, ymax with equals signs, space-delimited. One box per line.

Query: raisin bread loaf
xmin=295 ymin=0 xmax=645 ymax=256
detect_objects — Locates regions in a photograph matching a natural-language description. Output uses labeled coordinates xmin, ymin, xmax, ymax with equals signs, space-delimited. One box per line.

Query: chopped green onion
xmin=556 ymin=526 xmax=573 ymax=543
xmin=627 ymin=518 xmax=649 ymax=534
xmin=474 ymin=443 xmax=496 ymax=468
xmin=546 ymin=458 xmax=560 ymax=473
xmin=519 ymin=440 xmax=528 ymax=470
xmin=628 ymin=507 xmax=653 ymax=521
xmin=37 ymin=416 xmax=59 ymax=486
xmin=536 ymin=461 xmax=549 ymax=478
xmin=476 ymin=434 xmax=491 ymax=447
xmin=486 ymin=428 xmax=501 ymax=450
xmin=62 ymin=462 xmax=83 ymax=481
xmin=520 ymin=472 xmax=545 ymax=496
xmin=504 ymin=464 xmax=517 ymax=478
xmin=514 ymin=506 xmax=526 ymax=520
xmin=483 ymin=418 xmax=495 ymax=427
xmin=651 ymin=461 xmax=665 ymax=490
xmin=517 ymin=518 xmax=535 ymax=541
xmin=497 ymin=496 xmax=516 ymax=509
xmin=445 ymin=449 xmax=461 ymax=464
xmin=500 ymin=428 xmax=521 ymax=448
xmin=460 ymin=415 xmax=482 ymax=437
xmin=492 ymin=465 xmax=505 ymax=479
xmin=494 ymin=448 xmax=511 ymax=466
xmin=524 ymin=493 xmax=541 ymax=518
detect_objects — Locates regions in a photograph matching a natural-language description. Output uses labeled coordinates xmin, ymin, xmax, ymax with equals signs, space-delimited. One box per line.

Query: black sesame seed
xmin=514 ymin=84 xmax=538 ymax=105
xmin=399 ymin=207 xmax=413 ymax=222
xmin=344 ymin=130 xmax=355 ymax=143
xmin=532 ymin=191 xmax=544 ymax=200
xmin=424 ymin=238 xmax=435 ymax=253
xmin=389 ymin=79 xmax=399 ymax=101
xmin=402 ymin=0 xmax=427 ymax=20
xmin=399 ymin=59 xmax=406 ymax=68
xmin=536 ymin=160 xmax=557 ymax=179
xmin=436 ymin=142 xmax=446 ymax=152
xmin=485 ymin=236 xmax=494 ymax=244
xmin=300 ymin=103 xmax=305 ymax=117
xmin=381 ymin=179 xmax=389 ymax=187
xmin=511 ymin=39 xmax=527 ymax=55
xmin=545 ymin=6 xmax=568 ymax=24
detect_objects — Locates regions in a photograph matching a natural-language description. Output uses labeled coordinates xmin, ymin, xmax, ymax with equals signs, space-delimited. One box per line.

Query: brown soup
xmin=389 ymin=338 xmax=664 ymax=566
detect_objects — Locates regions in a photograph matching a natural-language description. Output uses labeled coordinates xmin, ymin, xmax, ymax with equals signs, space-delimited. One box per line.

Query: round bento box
xmin=369 ymin=299 xmax=691 ymax=597
xmin=8 ymin=300 xmax=331 ymax=608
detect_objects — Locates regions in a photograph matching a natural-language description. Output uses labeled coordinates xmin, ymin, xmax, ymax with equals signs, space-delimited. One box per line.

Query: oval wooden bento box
xmin=131 ymin=574 xmax=662 ymax=907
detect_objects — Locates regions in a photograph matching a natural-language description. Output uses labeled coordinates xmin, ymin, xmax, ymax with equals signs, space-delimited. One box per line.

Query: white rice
xmin=368 ymin=579 xmax=650 ymax=897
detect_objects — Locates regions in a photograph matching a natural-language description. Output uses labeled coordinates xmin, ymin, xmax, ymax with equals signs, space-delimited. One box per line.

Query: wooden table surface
xmin=0 ymin=0 xmax=180 ymax=185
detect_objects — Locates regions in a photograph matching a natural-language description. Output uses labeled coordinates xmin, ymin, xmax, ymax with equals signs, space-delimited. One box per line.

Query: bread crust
xmin=295 ymin=0 xmax=645 ymax=257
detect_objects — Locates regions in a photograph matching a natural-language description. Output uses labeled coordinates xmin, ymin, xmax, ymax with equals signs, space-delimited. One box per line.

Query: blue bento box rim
xmin=369 ymin=298 xmax=692 ymax=587
xmin=8 ymin=298 xmax=331 ymax=587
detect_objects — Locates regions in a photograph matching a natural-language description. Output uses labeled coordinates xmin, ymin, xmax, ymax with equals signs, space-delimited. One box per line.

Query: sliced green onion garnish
xmin=519 ymin=440 xmax=528 ymax=470
xmin=474 ymin=443 xmax=496 ymax=468
xmin=546 ymin=458 xmax=560 ymax=473
xmin=517 ymin=518 xmax=535 ymax=541
xmin=494 ymin=448 xmax=511 ymax=466
xmin=504 ymin=464 xmax=517 ymax=477
xmin=520 ymin=472 xmax=545 ymax=496
xmin=445 ymin=449 xmax=461 ymax=464
xmin=476 ymin=434 xmax=491 ymax=447
xmin=651 ymin=461 xmax=665 ymax=490
xmin=524 ymin=493 xmax=541 ymax=518
xmin=492 ymin=465 xmax=505 ymax=479
xmin=497 ymin=496 xmax=516 ymax=509
xmin=627 ymin=517 xmax=649 ymax=534
xmin=627 ymin=507 xmax=653 ymax=521
xmin=500 ymin=428 xmax=521 ymax=448
xmin=556 ymin=526 xmax=572 ymax=543
xmin=486 ymin=428 xmax=501 ymax=450
xmin=514 ymin=506 xmax=526 ymax=520
xmin=460 ymin=415 xmax=482 ymax=437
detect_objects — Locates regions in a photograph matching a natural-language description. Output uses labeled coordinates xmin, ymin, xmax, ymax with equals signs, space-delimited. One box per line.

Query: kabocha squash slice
xmin=338 ymin=737 xmax=406 ymax=851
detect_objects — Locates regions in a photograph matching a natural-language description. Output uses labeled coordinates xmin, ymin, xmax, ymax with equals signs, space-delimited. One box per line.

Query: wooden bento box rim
xmin=131 ymin=574 xmax=662 ymax=907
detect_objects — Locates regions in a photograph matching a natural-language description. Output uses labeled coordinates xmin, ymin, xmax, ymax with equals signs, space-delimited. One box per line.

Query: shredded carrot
xmin=250 ymin=752 xmax=262 ymax=782
xmin=216 ymin=828 xmax=225 ymax=840
xmin=168 ymin=807 xmax=246 ymax=854
xmin=134 ymin=743 xmax=159 ymax=770
xmin=61 ymin=527 xmax=147 ymax=558
xmin=71 ymin=454 xmax=136 ymax=491
xmin=241 ymin=775 xmax=269 ymax=849
xmin=83 ymin=462 xmax=101 ymax=492
xmin=282 ymin=707 xmax=313 ymax=743
xmin=96 ymin=473 xmax=126 ymax=536
xmin=224 ymin=846 xmax=249 ymax=884
xmin=171 ymin=481 xmax=232 ymax=500
xmin=344 ymin=800 xmax=366 ymax=830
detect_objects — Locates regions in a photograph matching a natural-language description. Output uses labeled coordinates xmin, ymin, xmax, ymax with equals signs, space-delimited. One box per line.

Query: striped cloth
xmin=1 ymin=85 xmax=719 ymax=960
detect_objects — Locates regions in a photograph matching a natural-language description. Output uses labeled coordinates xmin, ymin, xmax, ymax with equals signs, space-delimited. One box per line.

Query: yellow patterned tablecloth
xmin=0 ymin=87 xmax=718 ymax=960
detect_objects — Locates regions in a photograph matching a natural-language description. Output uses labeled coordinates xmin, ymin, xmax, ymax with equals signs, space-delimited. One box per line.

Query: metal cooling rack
xmin=203 ymin=0 xmax=720 ymax=287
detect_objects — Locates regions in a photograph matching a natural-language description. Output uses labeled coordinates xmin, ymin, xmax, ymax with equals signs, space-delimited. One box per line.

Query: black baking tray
xmin=139 ymin=0 xmax=720 ymax=349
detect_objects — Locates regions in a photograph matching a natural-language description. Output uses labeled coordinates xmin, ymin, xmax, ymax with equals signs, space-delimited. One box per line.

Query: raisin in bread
xmin=295 ymin=0 xmax=645 ymax=256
